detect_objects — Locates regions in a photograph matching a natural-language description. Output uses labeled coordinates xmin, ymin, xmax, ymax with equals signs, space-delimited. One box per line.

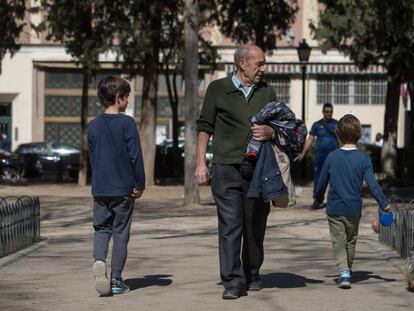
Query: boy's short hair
xmin=336 ymin=114 xmax=362 ymax=144
xmin=97 ymin=76 xmax=131 ymax=108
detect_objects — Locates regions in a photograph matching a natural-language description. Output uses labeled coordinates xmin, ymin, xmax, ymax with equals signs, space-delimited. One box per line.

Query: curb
xmin=0 ymin=238 xmax=48 ymax=269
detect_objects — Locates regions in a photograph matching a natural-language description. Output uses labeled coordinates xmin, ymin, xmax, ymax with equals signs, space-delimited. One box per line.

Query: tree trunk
xmin=78 ymin=69 xmax=89 ymax=186
xmin=140 ymin=53 xmax=159 ymax=186
xmin=381 ymin=77 xmax=400 ymax=178
xmin=164 ymin=64 xmax=180 ymax=178
xmin=184 ymin=0 xmax=199 ymax=206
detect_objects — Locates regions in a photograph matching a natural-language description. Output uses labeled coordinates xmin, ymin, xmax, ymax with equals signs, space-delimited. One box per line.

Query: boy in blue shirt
xmin=88 ymin=76 xmax=145 ymax=296
xmin=314 ymin=114 xmax=390 ymax=289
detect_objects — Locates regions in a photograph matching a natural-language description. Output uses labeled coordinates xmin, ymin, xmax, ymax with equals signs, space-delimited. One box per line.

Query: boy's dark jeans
xmin=93 ymin=196 xmax=135 ymax=279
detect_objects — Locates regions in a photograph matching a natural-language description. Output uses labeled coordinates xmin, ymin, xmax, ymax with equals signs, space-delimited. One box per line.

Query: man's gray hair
xmin=234 ymin=46 xmax=251 ymax=67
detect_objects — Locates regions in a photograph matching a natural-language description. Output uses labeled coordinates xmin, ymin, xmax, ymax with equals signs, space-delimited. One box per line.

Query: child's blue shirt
xmin=88 ymin=113 xmax=145 ymax=197
xmin=314 ymin=148 xmax=387 ymax=217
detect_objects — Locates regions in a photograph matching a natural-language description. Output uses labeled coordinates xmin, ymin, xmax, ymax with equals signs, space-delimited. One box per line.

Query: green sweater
xmin=197 ymin=76 xmax=277 ymax=164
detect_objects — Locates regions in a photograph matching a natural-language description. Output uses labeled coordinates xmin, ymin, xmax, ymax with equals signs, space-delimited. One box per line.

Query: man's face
xmin=323 ymin=106 xmax=333 ymax=120
xmin=240 ymin=48 xmax=266 ymax=85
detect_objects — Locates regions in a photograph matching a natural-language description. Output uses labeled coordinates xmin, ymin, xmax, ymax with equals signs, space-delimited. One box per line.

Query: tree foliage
xmin=0 ymin=0 xmax=26 ymax=73
xmin=311 ymin=0 xmax=414 ymax=80
xmin=311 ymin=0 xmax=414 ymax=177
xmin=213 ymin=0 xmax=298 ymax=52
xmin=41 ymin=0 xmax=114 ymax=185
xmin=108 ymin=0 xmax=218 ymax=186
xmin=42 ymin=0 xmax=113 ymax=71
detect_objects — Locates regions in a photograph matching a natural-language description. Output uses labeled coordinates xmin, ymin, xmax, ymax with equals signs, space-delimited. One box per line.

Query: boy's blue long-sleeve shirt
xmin=88 ymin=113 xmax=145 ymax=197
xmin=314 ymin=148 xmax=387 ymax=217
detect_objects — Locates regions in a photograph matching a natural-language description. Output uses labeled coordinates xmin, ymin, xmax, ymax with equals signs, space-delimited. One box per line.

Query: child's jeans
xmin=327 ymin=214 xmax=360 ymax=271
xmin=93 ymin=196 xmax=135 ymax=279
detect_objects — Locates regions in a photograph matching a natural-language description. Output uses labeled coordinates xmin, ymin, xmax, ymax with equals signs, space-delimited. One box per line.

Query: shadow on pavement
xmin=261 ymin=272 xmax=324 ymax=288
xmin=327 ymin=271 xmax=397 ymax=284
xmin=125 ymin=274 xmax=173 ymax=291
xmin=352 ymin=271 xmax=397 ymax=283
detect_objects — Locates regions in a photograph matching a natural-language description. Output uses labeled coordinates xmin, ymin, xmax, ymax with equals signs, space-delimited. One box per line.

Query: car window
xmin=51 ymin=143 xmax=79 ymax=154
xmin=15 ymin=143 xmax=49 ymax=155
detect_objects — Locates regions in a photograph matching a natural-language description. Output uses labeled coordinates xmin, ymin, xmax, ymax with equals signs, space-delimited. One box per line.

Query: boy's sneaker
xmin=337 ymin=276 xmax=351 ymax=289
xmin=111 ymin=278 xmax=130 ymax=294
xmin=93 ymin=260 xmax=111 ymax=296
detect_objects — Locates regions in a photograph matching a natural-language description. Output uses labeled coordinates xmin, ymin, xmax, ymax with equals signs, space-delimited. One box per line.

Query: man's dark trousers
xmin=313 ymin=153 xmax=328 ymax=196
xmin=211 ymin=163 xmax=270 ymax=290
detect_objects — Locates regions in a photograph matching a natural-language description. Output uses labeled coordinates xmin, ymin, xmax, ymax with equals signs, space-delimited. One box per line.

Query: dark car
xmin=155 ymin=138 xmax=212 ymax=183
xmin=14 ymin=142 xmax=80 ymax=181
xmin=0 ymin=149 xmax=24 ymax=183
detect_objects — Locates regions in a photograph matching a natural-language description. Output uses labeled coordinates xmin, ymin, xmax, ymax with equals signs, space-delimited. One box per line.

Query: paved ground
xmin=0 ymin=183 xmax=413 ymax=311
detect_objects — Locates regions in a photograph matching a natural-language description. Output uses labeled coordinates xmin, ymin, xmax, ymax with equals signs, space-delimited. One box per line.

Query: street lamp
xmin=297 ymin=39 xmax=312 ymax=121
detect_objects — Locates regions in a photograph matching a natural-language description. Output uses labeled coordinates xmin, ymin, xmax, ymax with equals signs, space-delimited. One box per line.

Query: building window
xmin=45 ymin=96 xmax=103 ymax=117
xmin=317 ymin=75 xmax=387 ymax=105
xmin=266 ymin=75 xmax=291 ymax=104
xmin=45 ymin=123 xmax=81 ymax=147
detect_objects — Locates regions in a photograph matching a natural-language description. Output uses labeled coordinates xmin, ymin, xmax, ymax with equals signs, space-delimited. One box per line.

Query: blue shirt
xmin=232 ymin=73 xmax=254 ymax=98
xmin=88 ymin=113 xmax=145 ymax=197
xmin=310 ymin=119 xmax=339 ymax=156
xmin=315 ymin=148 xmax=388 ymax=217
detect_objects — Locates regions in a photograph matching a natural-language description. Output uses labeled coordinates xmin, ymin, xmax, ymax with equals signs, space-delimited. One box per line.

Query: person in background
xmin=294 ymin=103 xmax=339 ymax=209
xmin=374 ymin=133 xmax=384 ymax=148
xmin=0 ymin=133 xmax=11 ymax=152
xmin=373 ymin=133 xmax=384 ymax=172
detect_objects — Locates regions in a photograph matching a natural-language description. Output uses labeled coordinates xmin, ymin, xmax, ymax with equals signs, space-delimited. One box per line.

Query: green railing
xmin=0 ymin=196 xmax=40 ymax=258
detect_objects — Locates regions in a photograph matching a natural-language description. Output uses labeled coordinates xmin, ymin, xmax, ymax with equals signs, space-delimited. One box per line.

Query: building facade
xmin=0 ymin=0 xmax=410 ymax=150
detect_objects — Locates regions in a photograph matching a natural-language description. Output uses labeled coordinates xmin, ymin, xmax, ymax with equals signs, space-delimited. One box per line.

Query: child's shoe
xmin=111 ymin=278 xmax=130 ymax=294
xmin=93 ymin=260 xmax=111 ymax=296
xmin=337 ymin=271 xmax=351 ymax=289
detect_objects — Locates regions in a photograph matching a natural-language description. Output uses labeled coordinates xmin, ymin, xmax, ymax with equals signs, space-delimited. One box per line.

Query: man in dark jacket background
xmin=195 ymin=44 xmax=277 ymax=299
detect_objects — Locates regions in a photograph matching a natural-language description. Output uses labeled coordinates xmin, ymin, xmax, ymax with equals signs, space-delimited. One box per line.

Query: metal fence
xmin=0 ymin=196 xmax=40 ymax=258
xmin=379 ymin=197 xmax=414 ymax=258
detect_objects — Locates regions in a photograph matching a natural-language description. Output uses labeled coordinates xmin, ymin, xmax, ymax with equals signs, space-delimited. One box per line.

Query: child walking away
xmin=314 ymin=114 xmax=390 ymax=289
xmin=88 ymin=76 xmax=145 ymax=296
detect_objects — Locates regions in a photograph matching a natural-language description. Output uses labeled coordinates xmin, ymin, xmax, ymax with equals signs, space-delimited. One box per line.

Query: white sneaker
xmin=93 ymin=260 xmax=111 ymax=296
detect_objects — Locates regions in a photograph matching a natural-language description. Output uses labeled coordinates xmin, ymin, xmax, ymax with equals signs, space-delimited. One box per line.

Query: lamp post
xmin=297 ymin=39 xmax=312 ymax=121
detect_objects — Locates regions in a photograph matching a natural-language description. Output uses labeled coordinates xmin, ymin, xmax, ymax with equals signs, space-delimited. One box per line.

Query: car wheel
xmin=0 ymin=166 xmax=20 ymax=183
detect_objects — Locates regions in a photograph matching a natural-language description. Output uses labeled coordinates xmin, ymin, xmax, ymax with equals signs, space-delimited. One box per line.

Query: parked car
xmin=0 ymin=148 xmax=24 ymax=183
xmin=14 ymin=142 xmax=81 ymax=181
xmin=155 ymin=138 xmax=212 ymax=183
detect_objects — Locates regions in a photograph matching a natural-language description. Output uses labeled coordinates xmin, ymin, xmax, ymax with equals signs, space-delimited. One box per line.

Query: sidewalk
xmin=0 ymin=184 xmax=413 ymax=311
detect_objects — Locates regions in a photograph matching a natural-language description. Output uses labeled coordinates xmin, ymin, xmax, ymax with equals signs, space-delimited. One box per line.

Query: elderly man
xmin=195 ymin=44 xmax=277 ymax=299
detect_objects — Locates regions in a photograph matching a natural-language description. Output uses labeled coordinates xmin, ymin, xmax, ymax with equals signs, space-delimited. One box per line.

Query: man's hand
xmin=251 ymin=124 xmax=275 ymax=141
xmin=294 ymin=153 xmax=305 ymax=161
xmin=383 ymin=204 xmax=392 ymax=212
xmin=195 ymin=163 xmax=210 ymax=185
xmin=132 ymin=188 xmax=144 ymax=199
